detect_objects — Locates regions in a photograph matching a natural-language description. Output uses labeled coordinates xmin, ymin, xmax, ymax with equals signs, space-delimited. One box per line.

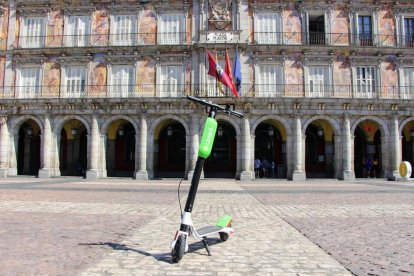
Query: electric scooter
xmin=170 ymin=95 xmax=243 ymax=263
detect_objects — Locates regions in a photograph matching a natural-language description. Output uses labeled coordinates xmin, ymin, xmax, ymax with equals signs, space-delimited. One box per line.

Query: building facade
xmin=0 ymin=0 xmax=414 ymax=180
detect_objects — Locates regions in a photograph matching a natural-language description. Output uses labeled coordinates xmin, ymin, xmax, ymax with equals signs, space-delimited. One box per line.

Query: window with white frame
xmin=257 ymin=64 xmax=283 ymax=97
xmin=63 ymin=66 xmax=87 ymax=98
xmin=307 ymin=66 xmax=330 ymax=97
xmin=402 ymin=67 xmax=414 ymax=98
xmin=160 ymin=65 xmax=183 ymax=97
xmin=355 ymin=66 xmax=377 ymax=98
xmin=158 ymin=13 xmax=185 ymax=45
xmin=110 ymin=14 xmax=136 ymax=45
xmin=20 ymin=17 xmax=45 ymax=48
xmin=254 ymin=13 xmax=281 ymax=44
xmin=403 ymin=17 xmax=414 ymax=47
xmin=65 ymin=15 xmax=90 ymax=47
xmin=19 ymin=67 xmax=42 ymax=98
xmin=110 ymin=65 xmax=135 ymax=97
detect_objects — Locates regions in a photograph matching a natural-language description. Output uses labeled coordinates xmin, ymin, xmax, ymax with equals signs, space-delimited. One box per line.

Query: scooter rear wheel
xmin=171 ymin=234 xmax=186 ymax=263
xmin=219 ymin=232 xmax=229 ymax=241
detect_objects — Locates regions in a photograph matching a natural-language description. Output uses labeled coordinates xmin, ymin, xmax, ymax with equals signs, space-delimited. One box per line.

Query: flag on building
xmin=225 ymin=48 xmax=233 ymax=85
xmin=233 ymin=48 xmax=242 ymax=97
xmin=206 ymin=50 xmax=239 ymax=98
xmin=215 ymin=50 xmax=223 ymax=94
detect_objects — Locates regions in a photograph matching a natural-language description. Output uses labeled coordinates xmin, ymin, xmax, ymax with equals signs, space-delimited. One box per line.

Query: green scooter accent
xmin=216 ymin=214 xmax=233 ymax=228
xmin=198 ymin=117 xmax=217 ymax=159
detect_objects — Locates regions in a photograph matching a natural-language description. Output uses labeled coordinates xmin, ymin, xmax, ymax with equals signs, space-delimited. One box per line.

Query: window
xmin=64 ymin=66 xmax=87 ymax=98
xmin=21 ymin=17 xmax=45 ymax=48
xmin=257 ymin=64 xmax=283 ymax=97
xmin=19 ymin=67 xmax=42 ymax=98
xmin=402 ymin=67 xmax=414 ymax=99
xmin=307 ymin=66 xmax=330 ymax=97
xmin=358 ymin=16 xmax=373 ymax=46
xmin=110 ymin=65 xmax=134 ymax=97
xmin=403 ymin=18 xmax=414 ymax=47
xmin=356 ymin=66 xmax=376 ymax=98
xmin=160 ymin=65 xmax=183 ymax=97
xmin=110 ymin=15 xmax=136 ymax=45
xmin=65 ymin=16 xmax=90 ymax=47
xmin=158 ymin=14 xmax=185 ymax=45
xmin=254 ymin=13 xmax=281 ymax=44
xmin=308 ymin=14 xmax=326 ymax=45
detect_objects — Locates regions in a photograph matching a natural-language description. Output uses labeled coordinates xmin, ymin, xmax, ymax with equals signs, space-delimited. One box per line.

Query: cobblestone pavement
xmin=0 ymin=177 xmax=413 ymax=275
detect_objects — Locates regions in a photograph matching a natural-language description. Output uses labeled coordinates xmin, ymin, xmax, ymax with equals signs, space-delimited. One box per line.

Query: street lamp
xmin=71 ymin=127 xmax=77 ymax=136
xmin=167 ymin=126 xmax=173 ymax=136
xmin=268 ymin=126 xmax=274 ymax=136
xmin=27 ymin=127 xmax=33 ymax=136
xmin=410 ymin=128 xmax=414 ymax=138
xmin=317 ymin=128 xmax=323 ymax=137
xmin=118 ymin=127 xmax=124 ymax=137
xmin=217 ymin=126 xmax=223 ymax=136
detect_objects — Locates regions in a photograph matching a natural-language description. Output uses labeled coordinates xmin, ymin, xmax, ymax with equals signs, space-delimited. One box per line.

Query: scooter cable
xmin=177 ymin=174 xmax=185 ymax=217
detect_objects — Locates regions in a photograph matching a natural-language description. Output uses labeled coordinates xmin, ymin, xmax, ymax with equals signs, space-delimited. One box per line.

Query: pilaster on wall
xmin=0 ymin=118 xmax=9 ymax=178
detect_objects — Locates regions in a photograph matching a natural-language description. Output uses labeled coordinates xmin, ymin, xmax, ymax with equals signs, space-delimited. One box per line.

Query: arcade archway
xmin=59 ymin=119 xmax=87 ymax=177
xmin=154 ymin=120 xmax=186 ymax=178
xmin=254 ymin=121 xmax=286 ymax=178
xmin=204 ymin=121 xmax=237 ymax=178
xmin=354 ymin=120 xmax=382 ymax=178
xmin=305 ymin=120 xmax=335 ymax=178
xmin=17 ymin=119 xmax=40 ymax=176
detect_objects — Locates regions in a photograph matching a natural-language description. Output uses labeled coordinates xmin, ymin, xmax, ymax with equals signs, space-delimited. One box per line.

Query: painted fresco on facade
xmin=378 ymin=9 xmax=395 ymax=46
xmin=283 ymin=8 xmax=301 ymax=44
xmin=0 ymin=57 xmax=5 ymax=94
xmin=381 ymin=58 xmax=398 ymax=98
xmin=136 ymin=58 xmax=155 ymax=95
xmin=89 ymin=62 xmax=107 ymax=96
xmin=331 ymin=5 xmax=349 ymax=46
xmin=43 ymin=62 xmax=60 ymax=97
xmin=284 ymin=56 xmax=303 ymax=97
xmin=138 ymin=10 xmax=156 ymax=45
xmin=333 ymin=56 xmax=352 ymax=97
xmin=0 ymin=7 xmax=9 ymax=50
xmin=46 ymin=10 xmax=63 ymax=47
xmin=91 ymin=10 xmax=109 ymax=46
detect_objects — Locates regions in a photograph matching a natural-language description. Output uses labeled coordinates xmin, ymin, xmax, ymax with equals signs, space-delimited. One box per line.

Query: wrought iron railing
xmin=17 ymin=32 xmax=190 ymax=48
xmin=1 ymin=84 xmax=413 ymax=100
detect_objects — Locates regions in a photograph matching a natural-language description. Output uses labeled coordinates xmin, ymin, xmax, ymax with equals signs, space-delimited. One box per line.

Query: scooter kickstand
xmin=202 ymin=237 xmax=211 ymax=256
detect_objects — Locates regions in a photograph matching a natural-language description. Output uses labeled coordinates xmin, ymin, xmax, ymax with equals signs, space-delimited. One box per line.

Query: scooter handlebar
xmin=186 ymin=96 xmax=243 ymax=118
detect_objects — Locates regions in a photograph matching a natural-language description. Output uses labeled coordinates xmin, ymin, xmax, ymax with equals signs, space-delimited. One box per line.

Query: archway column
xmin=39 ymin=115 xmax=52 ymax=178
xmin=240 ymin=116 xmax=253 ymax=180
xmin=86 ymin=115 xmax=100 ymax=179
xmin=292 ymin=115 xmax=306 ymax=180
xmin=135 ymin=116 xmax=148 ymax=180
xmin=0 ymin=117 xmax=9 ymax=178
xmin=389 ymin=116 xmax=401 ymax=180
xmin=187 ymin=115 xmax=199 ymax=180
xmin=343 ymin=114 xmax=355 ymax=180
xmin=8 ymin=133 xmax=18 ymax=176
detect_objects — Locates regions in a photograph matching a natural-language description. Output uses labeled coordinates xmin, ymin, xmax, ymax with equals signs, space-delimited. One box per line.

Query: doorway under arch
xmin=17 ymin=119 xmax=40 ymax=176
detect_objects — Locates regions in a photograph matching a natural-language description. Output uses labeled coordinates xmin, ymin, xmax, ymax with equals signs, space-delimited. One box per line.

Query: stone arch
xmin=149 ymin=115 xmax=190 ymax=137
xmin=211 ymin=114 xmax=241 ymax=137
xmin=399 ymin=117 xmax=414 ymax=135
xmin=53 ymin=115 xmax=91 ymax=136
xmin=101 ymin=115 xmax=139 ymax=135
xmin=302 ymin=115 xmax=342 ymax=137
xmin=351 ymin=116 xmax=390 ymax=138
xmin=10 ymin=115 xmax=43 ymax=135
xmin=251 ymin=115 xmax=292 ymax=137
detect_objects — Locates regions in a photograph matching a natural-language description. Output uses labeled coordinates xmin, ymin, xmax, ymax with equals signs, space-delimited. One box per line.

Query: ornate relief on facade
xmin=208 ymin=0 xmax=232 ymax=30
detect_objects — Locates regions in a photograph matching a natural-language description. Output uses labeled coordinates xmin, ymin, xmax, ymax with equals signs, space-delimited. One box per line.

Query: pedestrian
xmin=254 ymin=158 xmax=261 ymax=178
xmin=366 ymin=157 xmax=373 ymax=178
xmin=262 ymin=158 xmax=270 ymax=178
xmin=270 ymin=159 xmax=275 ymax=178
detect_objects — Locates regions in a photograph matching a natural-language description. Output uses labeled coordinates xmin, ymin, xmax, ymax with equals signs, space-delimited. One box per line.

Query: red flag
xmin=225 ymin=49 xmax=233 ymax=84
xmin=206 ymin=50 xmax=239 ymax=98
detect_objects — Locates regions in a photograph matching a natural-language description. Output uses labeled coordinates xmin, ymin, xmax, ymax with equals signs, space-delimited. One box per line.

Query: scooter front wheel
xmin=171 ymin=234 xmax=186 ymax=263
xmin=219 ymin=232 xmax=229 ymax=242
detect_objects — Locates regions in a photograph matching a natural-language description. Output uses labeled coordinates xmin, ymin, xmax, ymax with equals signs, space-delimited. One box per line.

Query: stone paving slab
xmin=81 ymin=181 xmax=350 ymax=275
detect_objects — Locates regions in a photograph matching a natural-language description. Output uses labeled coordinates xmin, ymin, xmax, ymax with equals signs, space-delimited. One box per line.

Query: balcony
xmin=16 ymin=32 xmax=190 ymax=49
xmin=0 ymin=84 xmax=412 ymax=100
